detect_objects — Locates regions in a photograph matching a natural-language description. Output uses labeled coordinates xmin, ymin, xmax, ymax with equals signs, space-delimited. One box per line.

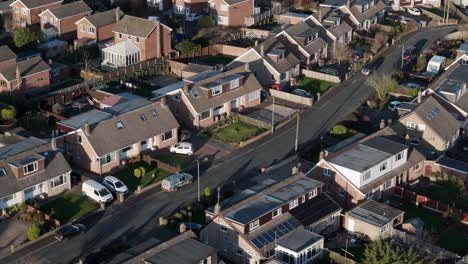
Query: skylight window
xmin=0 ymin=168 xmax=6 ymax=176
xmin=426 ymin=107 xmax=440 ymax=121
xmin=140 ymin=114 xmax=147 ymax=121
xmin=191 ymin=90 xmax=200 ymax=97
xmin=116 ymin=122 xmax=124 ymax=129
xmin=151 ymin=111 xmax=157 ymax=118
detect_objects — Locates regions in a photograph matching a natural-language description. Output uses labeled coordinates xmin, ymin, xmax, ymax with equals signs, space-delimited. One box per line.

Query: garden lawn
xmin=41 ymin=193 xmax=99 ymax=223
xmin=437 ymin=228 xmax=468 ymax=256
xmin=115 ymin=161 xmax=171 ymax=191
xmin=399 ymin=203 xmax=445 ymax=232
xmin=299 ymin=77 xmax=336 ymax=95
xmin=425 ymin=184 xmax=468 ymax=211
xmin=215 ymin=122 xmax=260 ymax=143
xmin=152 ymin=153 xmax=195 ymax=170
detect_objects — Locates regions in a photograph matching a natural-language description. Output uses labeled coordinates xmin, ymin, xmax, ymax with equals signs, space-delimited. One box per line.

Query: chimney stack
xmin=380 ymin=119 xmax=385 ymax=129
xmin=405 ymin=134 xmax=410 ymax=144
xmin=160 ymin=95 xmax=167 ymax=108
xmin=347 ymin=0 xmax=351 ymax=8
xmin=214 ymin=187 xmax=221 ymax=215
xmin=318 ymin=10 xmax=322 ymax=22
xmin=244 ymin=63 xmax=250 ymax=72
xmin=51 ymin=137 xmax=57 ymax=151
xmin=83 ymin=122 xmax=90 ymax=136
xmin=183 ymin=84 xmax=189 ymax=94
xmin=15 ymin=66 xmax=21 ymax=81
xmin=115 ymin=7 xmax=120 ymax=22
xmin=417 ymin=91 xmax=422 ymax=104
xmin=260 ymin=45 xmax=264 ymax=56
xmin=254 ymin=40 xmax=259 ymax=47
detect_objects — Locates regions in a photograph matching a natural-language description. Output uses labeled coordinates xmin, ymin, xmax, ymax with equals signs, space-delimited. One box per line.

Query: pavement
xmin=0 ymin=26 xmax=458 ymax=264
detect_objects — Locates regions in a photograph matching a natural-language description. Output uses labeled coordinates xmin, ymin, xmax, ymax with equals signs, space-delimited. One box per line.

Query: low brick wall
xmin=137 ymin=178 xmax=164 ymax=194
xmin=168 ymin=60 xmax=189 ymax=77
xmin=206 ymin=44 xmax=248 ymax=57
xmin=421 ymin=8 xmax=459 ymax=25
xmin=239 ymin=129 xmax=271 ymax=147
xmin=302 ymin=69 xmax=341 ymax=83
xmin=142 ymin=154 xmax=180 ymax=173
xmin=236 ymin=113 xmax=272 ymax=129
xmin=270 ymin=89 xmax=314 ymax=106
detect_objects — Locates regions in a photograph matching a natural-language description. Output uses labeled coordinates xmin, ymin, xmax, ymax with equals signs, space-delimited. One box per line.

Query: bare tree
xmin=371 ymin=32 xmax=389 ymax=54
xmin=82 ymin=48 xmax=91 ymax=71
xmin=333 ymin=43 xmax=351 ymax=64
xmin=367 ymin=74 xmax=398 ymax=102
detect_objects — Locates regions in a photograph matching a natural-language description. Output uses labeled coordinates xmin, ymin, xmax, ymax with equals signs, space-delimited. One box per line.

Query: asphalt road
xmin=1 ymin=26 xmax=457 ymax=264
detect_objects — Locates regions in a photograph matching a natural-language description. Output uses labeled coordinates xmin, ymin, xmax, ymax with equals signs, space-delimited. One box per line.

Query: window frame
xmin=323 ymin=167 xmax=331 ymax=176
xmin=249 ymin=219 xmax=259 ymax=231
xmin=308 ymin=188 xmax=317 ymax=199
xmin=211 ymin=85 xmax=222 ymax=96
xmin=379 ymin=161 xmax=387 ymax=172
xmin=162 ymin=130 xmax=174 ymax=141
xmin=272 ymin=207 xmax=282 ymax=218
xmin=23 ymin=162 xmax=38 ymax=175
xmin=289 ymin=199 xmax=298 ymax=209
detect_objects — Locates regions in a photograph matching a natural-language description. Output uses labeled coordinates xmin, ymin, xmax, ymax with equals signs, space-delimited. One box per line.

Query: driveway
xmin=245 ymin=104 xmax=297 ymax=126
xmin=0 ymin=217 xmax=29 ymax=259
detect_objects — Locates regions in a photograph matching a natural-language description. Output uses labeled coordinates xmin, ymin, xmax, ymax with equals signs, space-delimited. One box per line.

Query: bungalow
xmin=10 ymin=0 xmax=63 ymax=29
xmin=344 ymin=200 xmax=404 ymax=240
xmin=101 ymin=15 xmax=172 ymax=69
xmin=38 ymin=1 xmax=92 ymax=41
xmin=0 ymin=45 xmax=16 ymax=70
xmin=0 ymin=136 xmax=72 ymax=209
xmin=0 ymin=56 xmax=50 ymax=94
xmin=200 ymin=173 xmax=335 ymax=263
xmin=164 ymin=65 xmax=263 ymax=128
xmin=55 ymin=98 xmax=179 ymax=174
xmin=75 ymin=7 xmax=124 ymax=47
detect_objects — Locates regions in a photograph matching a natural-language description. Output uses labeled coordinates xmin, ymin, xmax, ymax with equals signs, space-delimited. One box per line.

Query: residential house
xmin=209 ymin=0 xmax=253 ymax=26
xmin=308 ymin=136 xmax=425 ymax=207
xmin=10 ymin=0 xmax=63 ymax=29
xmin=0 ymin=56 xmax=50 ymax=94
xmin=344 ymin=200 xmax=404 ymax=240
xmin=391 ymin=96 xmax=460 ymax=154
xmin=173 ymin=0 xmax=207 ymax=16
xmin=228 ymin=37 xmax=301 ymax=90
xmin=101 ymin=15 xmax=172 ymax=69
xmin=55 ymin=98 xmax=179 ymax=174
xmin=310 ymin=8 xmax=354 ymax=46
xmin=0 ymin=45 xmax=16 ymax=70
xmin=38 ymin=1 xmax=92 ymax=41
xmin=165 ymin=66 xmax=263 ymax=128
xmin=320 ymin=0 xmax=386 ymax=31
xmin=75 ymin=7 xmax=124 ymax=47
xmin=0 ymin=0 xmax=13 ymax=32
xmin=0 ymin=136 xmax=72 ymax=209
xmin=147 ymin=0 xmax=172 ymax=12
xmin=110 ymin=231 xmax=218 ymax=263
xmin=200 ymin=173 xmax=332 ymax=263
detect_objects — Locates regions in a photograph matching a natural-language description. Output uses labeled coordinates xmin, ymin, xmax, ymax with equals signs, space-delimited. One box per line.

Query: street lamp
xmin=196 ymin=159 xmax=200 ymax=202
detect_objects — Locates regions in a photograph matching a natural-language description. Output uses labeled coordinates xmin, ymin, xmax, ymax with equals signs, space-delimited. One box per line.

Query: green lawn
xmin=424 ymin=184 xmax=468 ymax=211
xmin=299 ymin=77 xmax=336 ymax=95
xmin=41 ymin=193 xmax=99 ymax=223
xmin=214 ymin=121 xmax=261 ymax=143
xmin=438 ymin=229 xmax=468 ymax=255
xmin=399 ymin=203 xmax=445 ymax=232
xmin=115 ymin=161 xmax=172 ymax=191
xmin=330 ymin=124 xmax=358 ymax=140
xmin=152 ymin=153 xmax=195 ymax=170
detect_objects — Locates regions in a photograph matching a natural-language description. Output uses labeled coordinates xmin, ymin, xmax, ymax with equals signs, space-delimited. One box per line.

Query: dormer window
xmin=249 ymin=219 xmax=260 ymax=231
xmin=212 ymin=85 xmax=222 ymax=96
xmin=140 ymin=114 xmax=147 ymax=121
xmin=116 ymin=122 xmax=124 ymax=129
xmin=362 ymin=170 xmax=371 ymax=181
xmin=23 ymin=162 xmax=38 ymax=175
xmin=191 ymin=90 xmax=200 ymax=97
xmin=151 ymin=111 xmax=157 ymax=118
xmin=230 ymin=78 xmax=239 ymax=89
xmin=379 ymin=161 xmax=387 ymax=172
xmin=334 ymin=19 xmax=340 ymax=28
xmin=395 ymin=151 xmax=404 ymax=161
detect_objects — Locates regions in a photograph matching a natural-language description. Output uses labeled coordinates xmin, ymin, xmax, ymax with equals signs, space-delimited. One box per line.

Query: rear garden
xmin=40 ymin=193 xmax=99 ymax=223
xmin=297 ymin=77 xmax=336 ymax=95
xmin=213 ymin=121 xmax=263 ymax=144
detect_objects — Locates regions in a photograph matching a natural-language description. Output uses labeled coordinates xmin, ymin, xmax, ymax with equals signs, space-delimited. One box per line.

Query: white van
xmin=161 ymin=173 xmax=193 ymax=192
xmin=82 ymin=180 xmax=113 ymax=203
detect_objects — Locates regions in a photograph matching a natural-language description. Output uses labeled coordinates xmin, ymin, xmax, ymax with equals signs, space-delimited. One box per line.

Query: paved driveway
xmin=0 ymin=217 xmax=29 ymax=259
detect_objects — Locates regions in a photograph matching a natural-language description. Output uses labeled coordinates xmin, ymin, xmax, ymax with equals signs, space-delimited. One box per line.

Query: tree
xmin=371 ymin=32 xmax=389 ymax=54
xmin=367 ymin=74 xmax=398 ymax=102
xmin=363 ymin=240 xmax=422 ymax=264
xmin=0 ymin=104 xmax=16 ymax=119
xmin=198 ymin=16 xmax=213 ymax=28
xmin=13 ymin=28 xmax=36 ymax=49
xmin=175 ymin=39 xmax=201 ymax=58
xmin=416 ymin=55 xmax=427 ymax=72
xmin=82 ymin=48 xmax=91 ymax=71
xmin=27 ymin=223 xmax=41 ymax=241
xmin=333 ymin=44 xmax=351 ymax=64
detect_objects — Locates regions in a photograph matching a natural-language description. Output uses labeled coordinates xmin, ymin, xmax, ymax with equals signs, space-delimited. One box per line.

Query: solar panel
xmin=282 ymin=220 xmax=294 ymax=230
xmin=252 ymin=238 xmax=263 ymax=248
xmin=249 ymin=218 xmax=301 ymax=249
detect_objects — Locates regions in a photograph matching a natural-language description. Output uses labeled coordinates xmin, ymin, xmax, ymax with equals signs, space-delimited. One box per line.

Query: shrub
xmin=368 ymin=100 xmax=379 ymax=109
xmin=198 ymin=16 xmax=213 ymax=28
xmin=180 ymin=209 xmax=188 ymax=216
xmin=331 ymin=125 xmax=348 ymax=136
xmin=0 ymin=104 xmax=16 ymax=119
xmin=139 ymin=166 xmax=146 ymax=177
xmin=32 ymin=212 xmax=44 ymax=225
xmin=407 ymin=88 xmax=419 ymax=98
xmin=14 ymin=28 xmax=37 ymax=49
xmin=343 ymin=113 xmax=359 ymax=122
xmin=134 ymin=168 xmax=143 ymax=178
xmin=18 ymin=203 xmax=27 ymax=213
xmin=27 ymin=223 xmax=41 ymax=241
xmin=186 ymin=205 xmax=193 ymax=212
xmin=174 ymin=212 xmax=184 ymax=220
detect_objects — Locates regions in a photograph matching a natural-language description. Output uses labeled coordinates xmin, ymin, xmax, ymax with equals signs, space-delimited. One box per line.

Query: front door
xmin=230 ymin=99 xmax=237 ymax=109
xmin=24 ymin=185 xmax=39 ymax=200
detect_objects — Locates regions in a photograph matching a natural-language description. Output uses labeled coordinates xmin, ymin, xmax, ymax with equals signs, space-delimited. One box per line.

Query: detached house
xmin=165 ymin=66 xmax=262 ymax=128
xmin=200 ymin=173 xmax=334 ymax=264
xmin=309 ymin=136 xmax=425 ymax=207
xmin=75 ymin=8 xmax=124 ymax=46
xmin=55 ymin=98 xmax=179 ymax=174
xmin=10 ymin=0 xmax=63 ymax=29
xmin=320 ymin=0 xmax=385 ymax=31
xmin=0 ymin=56 xmax=50 ymax=94
xmin=38 ymin=1 xmax=92 ymax=41
xmin=209 ymin=0 xmax=253 ymax=27
xmin=0 ymin=136 xmax=72 ymax=209
xmin=101 ymin=15 xmax=172 ymax=69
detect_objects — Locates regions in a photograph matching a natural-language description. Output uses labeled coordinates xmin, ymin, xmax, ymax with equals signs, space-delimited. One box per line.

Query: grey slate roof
xmin=46 ymin=1 xmax=91 ymax=19
xmin=253 ymin=36 xmax=301 ymax=73
xmin=58 ymin=109 xmax=113 ymax=130
xmin=84 ymin=100 xmax=179 ymax=156
xmin=0 ymin=45 xmax=16 ymax=63
xmin=113 ymin=15 xmax=163 ymax=38
xmin=83 ymin=8 xmax=123 ymax=28
xmin=145 ymin=238 xmax=216 ymax=264
xmin=347 ymin=200 xmax=403 ymax=227
xmin=277 ymin=228 xmax=323 ymax=252
xmin=289 ymin=193 xmax=342 ymax=227
xmin=348 ymin=0 xmax=385 ymax=23
xmin=436 ymin=156 xmax=468 ymax=173
xmin=0 ymin=137 xmax=71 ymax=198
xmin=0 ymin=56 xmax=50 ymax=82
xmin=17 ymin=0 xmax=62 ymax=9
xmin=312 ymin=8 xmax=353 ymax=39
xmin=182 ymin=66 xmax=263 ymax=113
xmin=361 ymin=136 xmax=407 ymax=155
xmin=0 ymin=0 xmax=13 ymax=13
xmin=283 ymin=19 xmax=328 ymax=56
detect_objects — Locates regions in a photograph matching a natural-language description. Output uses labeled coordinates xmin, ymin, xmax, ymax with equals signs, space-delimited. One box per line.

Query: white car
xmin=407 ymin=7 xmax=421 ymax=16
xmin=186 ymin=13 xmax=202 ymax=21
xmin=102 ymin=176 xmax=128 ymax=194
xmin=388 ymin=101 xmax=402 ymax=111
xmin=170 ymin=142 xmax=194 ymax=156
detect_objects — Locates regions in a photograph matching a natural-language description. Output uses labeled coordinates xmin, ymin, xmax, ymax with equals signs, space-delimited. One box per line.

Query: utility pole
xmin=197 ymin=159 xmax=200 ymax=202
xmin=271 ymin=95 xmax=275 ymax=133
xmin=401 ymin=44 xmax=405 ymax=70
xmin=294 ymin=113 xmax=300 ymax=153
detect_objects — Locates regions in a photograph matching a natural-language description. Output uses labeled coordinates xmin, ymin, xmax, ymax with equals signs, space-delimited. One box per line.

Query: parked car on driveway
xmin=82 ymin=179 xmax=113 ymax=203
xmin=401 ymin=82 xmax=424 ymax=90
xmin=407 ymin=7 xmax=421 ymax=16
xmin=388 ymin=101 xmax=401 ymax=111
xmin=102 ymin=176 xmax=128 ymax=194
xmin=54 ymin=224 xmax=86 ymax=241
xmin=170 ymin=142 xmax=194 ymax=156
xmin=161 ymin=173 xmax=193 ymax=192
xmin=186 ymin=13 xmax=202 ymax=21
xmin=361 ymin=63 xmax=375 ymax=75
xmin=291 ymin=89 xmax=313 ymax=98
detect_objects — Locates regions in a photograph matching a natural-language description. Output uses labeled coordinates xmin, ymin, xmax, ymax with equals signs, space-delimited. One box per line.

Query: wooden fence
xmin=393 ymin=186 xmax=468 ymax=223
xmin=302 ymin=69 xmax=341 ymax=83
xmin=270 ymin=89 xmax=314 ymax=106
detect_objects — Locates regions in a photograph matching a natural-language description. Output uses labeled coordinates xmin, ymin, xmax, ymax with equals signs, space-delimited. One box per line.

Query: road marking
xmin=19 ymin=239 xmax=58 ymax=262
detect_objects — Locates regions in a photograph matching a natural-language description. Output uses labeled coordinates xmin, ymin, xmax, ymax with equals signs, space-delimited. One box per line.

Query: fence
xmin=236 ymin=113 xmax=272 ymax=129
xmin=141 ymin=154 xmax=180 ymax=174
xmin=393 ymin=186 xmax=468 ymax=223
xmin=270 ymin=89 xmax=314 ymax=106
xmin=302 ymin=69 xmax=341 ymax=83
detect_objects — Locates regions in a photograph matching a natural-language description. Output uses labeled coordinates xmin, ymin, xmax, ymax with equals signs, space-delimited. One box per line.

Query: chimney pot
xmin=380 ymin=119 xmax=385 ymax=129
xmin=244 ymin=63 xmax=250 ymax=72
xmin=417 ymin=91 xmax=422 ymax=104
xmin=51 ymin=137 xmax=57 ymax=151
xmin=83 ymin=122 xmax=90 ymax=136
xmin=254 ymin=40 xmax=259 ymax=47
